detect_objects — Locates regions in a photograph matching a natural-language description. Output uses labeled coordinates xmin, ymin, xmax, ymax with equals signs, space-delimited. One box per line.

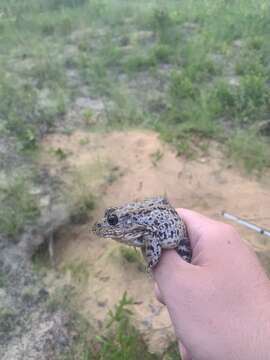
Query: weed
xmin=151 ymin=149 xmax=164 ymax=166
xmin=66 ymin=162 xmax=115 ymax=223
xmin=169 ymin=71 xmax=197 ymax=103
xmin=237 ymin=74 xmax=269 ymax=120
xmin=151 ymin=8 xmax=173 ymax=43
xmin=53 ymin=147 xmax=68 ymax=160
xmin=83 ymin=109 xmax=94 ymax=125
xmin=0 ymin=273 xmax=6 ymax=288
xmin=0 ymin=176 xmax=40 ymax=238
xmin=63 ymin=260 xmax=89 ymax=285
xmin=175 ymin=140 xmax=194 ymax=159
xmin=47 ymin=285 xmax=76 ymax=313
xmin=79 ymin=137 xmax=90 ymax=146
xmin=207 ymin=80 xmax=237 ymax=118
xmin=104 ymin=171 xmax=119 ymax=185
xmin=0 ymin=307 xmax=16 ymax=334
xmin=44 ymin=0 xmax=88 ymax=11
xmin=0 ymin=78 xmax=39 ymax=149
xmin=227 ymin=130 xmax=270 ymax=172
xmin=119 ymin=247 xmax=145 ymax=272
xmin=79 ymin=58 xmax=111 ymax=96
xmin=71 ymin=193 xmax=96 ymax=224
xmin=119 ymin=35 xmax=130 ymax=47
xmin=247 ymin=36 xmax=264 ymax=50
xmin=105 ymin=91 xmax=145 ymax=127
xmin=28 ymin=57 xmax=66 ymax=89
xmin=92 ymin=292 xmax=157 ymax=360
xmin=123 ymin=53 xmax=157 ymax=72
xmin=152 ymin=44 xmax=172 ymax=63
xmin=235 ymin=54 xmax=263 ymax=76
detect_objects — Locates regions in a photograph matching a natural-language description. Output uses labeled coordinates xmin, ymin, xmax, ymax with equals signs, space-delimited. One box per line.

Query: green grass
xmin=53 ymin=291 xmax=179 ymax=360
xmin=119 ymin=247 xmax=145 ymax=272
xmin=0 ymin=307 xmax=16 ymax=334
xmin=1 ymin=0 xmax=270 ymax=173
xmin=86 ymin=292 xmax=179 ymax=360
xmin=227 ymin=131 xmax=270 ymax=172
xmin=0 ymin=175 xmax=40 ymax=238
xmin=63 ymin=260 xmax=89 ymax=285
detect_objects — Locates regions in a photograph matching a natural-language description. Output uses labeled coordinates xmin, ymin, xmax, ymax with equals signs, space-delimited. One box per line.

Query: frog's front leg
xmin=141 ymin=235 xmax=161 ymax=270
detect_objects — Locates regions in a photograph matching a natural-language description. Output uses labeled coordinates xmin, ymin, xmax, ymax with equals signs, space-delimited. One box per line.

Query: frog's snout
xmin=92 ymin=222 xmax=101 ymax=234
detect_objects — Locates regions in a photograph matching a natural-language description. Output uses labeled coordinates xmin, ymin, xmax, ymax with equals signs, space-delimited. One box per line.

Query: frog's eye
xmin=107 ymin=213 xmax=118 ymax=226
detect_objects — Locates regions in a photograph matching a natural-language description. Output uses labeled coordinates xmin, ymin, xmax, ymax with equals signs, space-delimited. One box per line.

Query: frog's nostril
xmin=92 ymin=223 xmax=101 ymax=232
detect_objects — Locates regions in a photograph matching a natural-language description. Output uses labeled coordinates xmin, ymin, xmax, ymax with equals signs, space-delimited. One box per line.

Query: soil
xmin=40 ymin=129 xmax=270 ymax=353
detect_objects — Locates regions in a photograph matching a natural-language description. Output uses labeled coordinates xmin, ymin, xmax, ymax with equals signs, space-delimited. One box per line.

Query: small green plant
xmin=175 ymin=140 xmax=194 ymax=159
xmin=208 ymin=80 xmax=237 ymax=117
xmin=83 ymin=109 xmax=94 ymax=125
xmin=79 ymin=137 xmax=90 ymax=146
xmin=169 ymin=72 xmax=197 ymax=103
xmin=123 ymin=53 xmax=156 ymax=72
xmin=119 ymin=247 xmax=145 ymax=271
xmin=119 ymin=35 xmax=130 ymax=47
xmin=152 ymin=44 xmax=172 ymax=63
xmin=63 ymin=260 xmax=89 ymax=285
xmin=92 ymin=292 xmax=157 ymax=360
xmin=235 ymin=54 xmax=263 ymax=76
xmin=53 ymin=147 xmax=68 ymax=160
xmin=0 ymin=176 xmax=40 ymax=238
xmin=29 ymin=58 xmax=66 ymax=89
xmin=151 ymin=8 xmax=173 ymax=43
xmin=0 ymin=307 xmax=16 ymax=334
xmin=105 ymin=91 xmax=145 ymax=127
xmin=104 ymin=167 xmax=121 ymax=185
xmin=0 ymin=273 xmax=6 ymax=288
xmin=71 ymin=192 xmax=96 ymax=224
xmin=19 ymin=128 xmax=37 ymax=151
xmin=247 ymin=36 xmax=264 ymax=50
xmin=46 ymin=285 xmax=76 ymax=313
xmin=150 ymin=149 xmax=164 ymax=166
xmin=44 ymin=0 xmax=88 ymax=11
xmin=237 ymin=74 xmax=269 ymax=119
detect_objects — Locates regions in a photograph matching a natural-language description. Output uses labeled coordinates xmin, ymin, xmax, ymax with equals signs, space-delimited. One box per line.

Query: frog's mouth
xmin=92 ymin=222 xmax=145 ymax=245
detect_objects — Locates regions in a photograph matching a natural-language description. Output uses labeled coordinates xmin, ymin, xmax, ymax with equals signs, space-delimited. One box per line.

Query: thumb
xmin=153 ymin=209 xmax=211 ymax=296
xmin=154 ymin=208 xmax=210 ymax=281
xmin=153 ymin=249 xmax=194 ymax=291
xmin=177 ymin=208 xmax=216 ymax=249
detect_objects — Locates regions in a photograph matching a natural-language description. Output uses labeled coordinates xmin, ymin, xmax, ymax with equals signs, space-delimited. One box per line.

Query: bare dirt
xmin=40 ymin=129 xmax=270 ymax=353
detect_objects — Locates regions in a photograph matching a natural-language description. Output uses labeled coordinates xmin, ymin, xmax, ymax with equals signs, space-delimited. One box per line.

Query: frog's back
xmin=130 ymin=198 xmax=187 ymax=247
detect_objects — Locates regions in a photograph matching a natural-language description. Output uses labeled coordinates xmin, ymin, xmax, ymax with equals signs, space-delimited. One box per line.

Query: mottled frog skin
xmin=92 ymin=197 xmax=192 ymax=269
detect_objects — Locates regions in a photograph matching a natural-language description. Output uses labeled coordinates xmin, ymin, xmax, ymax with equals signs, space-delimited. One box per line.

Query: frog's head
xmin=92 ymin=206 xmax=146 ymax=246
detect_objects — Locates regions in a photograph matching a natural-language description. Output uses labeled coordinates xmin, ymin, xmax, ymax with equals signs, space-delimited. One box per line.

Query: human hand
xmin=153 ymin=209 xmax=270 ymax=360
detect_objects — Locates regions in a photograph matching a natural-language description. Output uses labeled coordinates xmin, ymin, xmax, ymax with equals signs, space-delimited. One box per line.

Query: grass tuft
xmin=227 ymin=131 xmax=270 ymax=172
xmin=0 ymin=176 xmax=40 ymax=238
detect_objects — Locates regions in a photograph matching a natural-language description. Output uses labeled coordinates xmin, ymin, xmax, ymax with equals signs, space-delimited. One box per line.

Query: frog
xmin=92 ymin=197 xmax=192 ymax=269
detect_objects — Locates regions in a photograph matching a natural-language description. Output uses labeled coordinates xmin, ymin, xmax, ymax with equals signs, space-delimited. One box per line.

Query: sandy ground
xmin=41 ymin=129 xmax=270 ymax=353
